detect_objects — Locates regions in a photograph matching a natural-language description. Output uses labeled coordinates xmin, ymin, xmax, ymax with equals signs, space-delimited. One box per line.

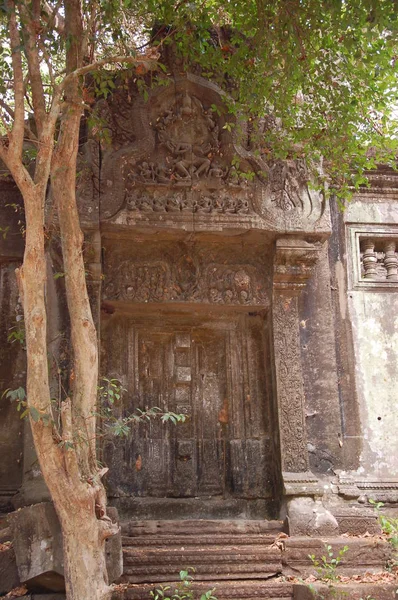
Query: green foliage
xmin=150 ymin=568 xmax=217 ymax=600
xmin=309 ymin=544 xmax=349 ymax=583
xmin=104 ymin=406 xmax=188 ymax=438
xmin=98 ymin=376 xmax=188 ymax=437
xmin=0 ymin=0 xmax=397 ymax=200
xmin=7 ymin=317 xmax=25 ymax=348
xmin=140 ymin=0 xmax=398 ymax=199
xmin=98 ymin=376 xmax=125 ymax=405
xmin=369 ymin=499 xmax=398 ymax=559
xmin=1 ymin=386 xmax=52 ymax=425
xmin=0 ymin=226 xmax=9 ymax=239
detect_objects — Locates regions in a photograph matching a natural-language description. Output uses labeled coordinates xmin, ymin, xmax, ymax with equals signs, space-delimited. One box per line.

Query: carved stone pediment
xmin=76 ymin=74 xmax=330 ymax=233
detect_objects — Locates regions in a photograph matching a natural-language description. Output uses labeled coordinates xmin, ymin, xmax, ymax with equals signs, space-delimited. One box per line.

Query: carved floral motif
xmin=272 ymin=239 xmax=320 ymax=473
xmin=273 ymin=294 xmax=309 ymax=473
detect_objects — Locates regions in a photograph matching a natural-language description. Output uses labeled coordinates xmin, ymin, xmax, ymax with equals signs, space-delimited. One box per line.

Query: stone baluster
xmin=362 ymin=239 xmax=378 ymax=279
xmin=383 ymin=240 xmax=398 ymax=281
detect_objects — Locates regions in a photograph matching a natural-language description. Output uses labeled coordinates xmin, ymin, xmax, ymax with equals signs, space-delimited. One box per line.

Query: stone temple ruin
xmin=0 ymin=72 xmax=397 ymax=599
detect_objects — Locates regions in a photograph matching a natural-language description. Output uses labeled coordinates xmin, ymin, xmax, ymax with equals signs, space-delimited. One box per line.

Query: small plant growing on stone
xmin=369 ymin=499 xmax=398 ymax=572
xmin=369 ymin=499 xmax=398 ymax=551
xmin=150 ymin=568 xmax=217 ymax=600
xmin=309 ymin=544 xmax=349 ymax=583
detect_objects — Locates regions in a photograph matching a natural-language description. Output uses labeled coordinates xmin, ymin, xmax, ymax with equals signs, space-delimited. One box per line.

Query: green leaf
xmin=29 ymin=406 xmax=40 ymax=422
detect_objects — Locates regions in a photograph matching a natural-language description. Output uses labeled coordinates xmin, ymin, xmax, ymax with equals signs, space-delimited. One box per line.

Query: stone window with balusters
xmin=360 ymin=238 xmax=398 ymax=281
xmin=347 ymin=226 xmax=398 ymax=289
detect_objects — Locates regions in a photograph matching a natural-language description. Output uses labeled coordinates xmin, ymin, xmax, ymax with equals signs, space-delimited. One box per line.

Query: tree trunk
xmin=17 ymin=182 xmax=114 ymax=599
xmin=60 ymin=507 xmax=112 ymax=600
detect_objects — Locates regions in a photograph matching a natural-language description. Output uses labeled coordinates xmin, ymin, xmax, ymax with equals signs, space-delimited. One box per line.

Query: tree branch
xmin=0 ymin=99 xmax=38 ymax=143
xmin=61 ymin=55 xmax=158 ymax=91
xmin=33 ymin=87 xmax=62 ymax=189
xmin=7 ymin=1 xmax=25 ymax=160
xmin=19 ymin=3 xmax=48 ymax=137
xmin=42 ymin=0 xmax=65 ymax=34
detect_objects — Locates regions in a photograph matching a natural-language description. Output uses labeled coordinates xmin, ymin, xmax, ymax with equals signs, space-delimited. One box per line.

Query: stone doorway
xmin=101 ymin=309 xmax=275 ymax=519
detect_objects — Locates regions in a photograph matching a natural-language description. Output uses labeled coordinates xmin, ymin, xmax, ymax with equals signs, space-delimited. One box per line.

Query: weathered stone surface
xmin=16 ymin=596 xmax=66 ymax=600
xmin=96 ymin=75 xmax=330 ymax=234
xmin=286 ymin=498 xmax=339 ymax=537
xmin=9 ymin=503 xmax=64 ymax=592
xmin=333 ymin=506 xmax=381 ymax=535
xmin=106 ymin=507 xmax=123 ymax=584
xmin=0 ymin=526 xmax=11 ymax=543
xmin=0 ymin=261 xmax=24 ymax=508
xmin=9 ymin=502 xmax=122 ymax=592
xmin=112 ymin=580 xmax=294 ymax=600
xmin=102 ymin=287 xmax=275 ymax=518
xmin=0 ymin=185 xmax=25 ymax=260
xmin=293 ymin=582 xmax=398 ymax=599
xmin=282 ymin=536 xmax=391 ymax=578
xmin=121 ymin=518 xmax=283 ymax=537
xmin=31 ymin=595 xmax=66 ymax=599
xmin=1 ymin=73 xmax=398 ymax=596
xmin=120 ymin=519 xmax=283 ymax=584
xmin=343 ymin=193 xmax=398 ymax=484
xmin=0 ymin=547 xmax=20 ymax=595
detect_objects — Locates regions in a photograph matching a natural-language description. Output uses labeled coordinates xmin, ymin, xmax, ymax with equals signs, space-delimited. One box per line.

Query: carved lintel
xmin=273 ymin=238 xmax=320 ymax=290
xmin=272 ymin=238 xmax=320 ymax=477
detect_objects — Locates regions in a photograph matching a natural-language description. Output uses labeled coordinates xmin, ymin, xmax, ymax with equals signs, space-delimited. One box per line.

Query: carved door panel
xmin=103 ymin=315 xmax=271 ymax=501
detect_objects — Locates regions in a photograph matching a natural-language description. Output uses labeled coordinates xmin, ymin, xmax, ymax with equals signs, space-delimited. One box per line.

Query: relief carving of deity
xmin=131 ymin=91 xmax=224 ymax=185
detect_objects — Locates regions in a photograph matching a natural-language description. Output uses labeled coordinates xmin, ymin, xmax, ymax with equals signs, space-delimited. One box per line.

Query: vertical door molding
xmin=272 ymin=238 xmax=323 ymax=495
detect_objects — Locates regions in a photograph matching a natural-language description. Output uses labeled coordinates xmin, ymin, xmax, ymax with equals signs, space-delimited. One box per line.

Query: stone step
xmin=121 ymin=519 xmax=284 ymax=537
xmin=122 ymin=534 xmax=277 ymax=547
xmin=282 ymin=536 xmax=392 ymax=577
xmin=123 ymin=544 xmax=281 ymax=564
xmin=119 ymin=519 xmax=392 ymax=588
xmin=112 ymin=580 xmax=294 ymax=600
xmin=121 ymin=553 xmax=282 ymax=583
xmin=120 ymin=521 xmax=283 ymax=583
xmin=293 ymin=582 xmax=398 ymax=599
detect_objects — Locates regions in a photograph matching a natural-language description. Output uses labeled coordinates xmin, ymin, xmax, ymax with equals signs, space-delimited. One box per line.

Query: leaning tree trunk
xmin=15 ymin=173 xmax=114 ymax=600
xmin=50 ymin=136 xmax=115 ymax=600
xmin=48 ymin=34 xmax=116 ymax=597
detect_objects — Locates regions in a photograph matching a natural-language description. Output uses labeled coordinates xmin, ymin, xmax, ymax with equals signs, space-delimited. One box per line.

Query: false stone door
xmin=102 ymin=312 xmax=272 ymax=515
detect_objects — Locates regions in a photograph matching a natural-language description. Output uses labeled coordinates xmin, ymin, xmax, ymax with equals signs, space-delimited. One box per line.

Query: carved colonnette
xmin=272 ymin=238 xmax=323 ymax=496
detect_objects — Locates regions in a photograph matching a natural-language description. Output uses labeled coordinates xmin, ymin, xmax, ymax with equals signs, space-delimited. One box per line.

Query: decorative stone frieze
xmin=103 ymin=242 xmax=269 ymax=307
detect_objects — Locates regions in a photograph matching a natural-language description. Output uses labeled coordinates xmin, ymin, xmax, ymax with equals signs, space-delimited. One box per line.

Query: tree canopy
xmin=1 ymin=0 xmax=397 ymax=200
